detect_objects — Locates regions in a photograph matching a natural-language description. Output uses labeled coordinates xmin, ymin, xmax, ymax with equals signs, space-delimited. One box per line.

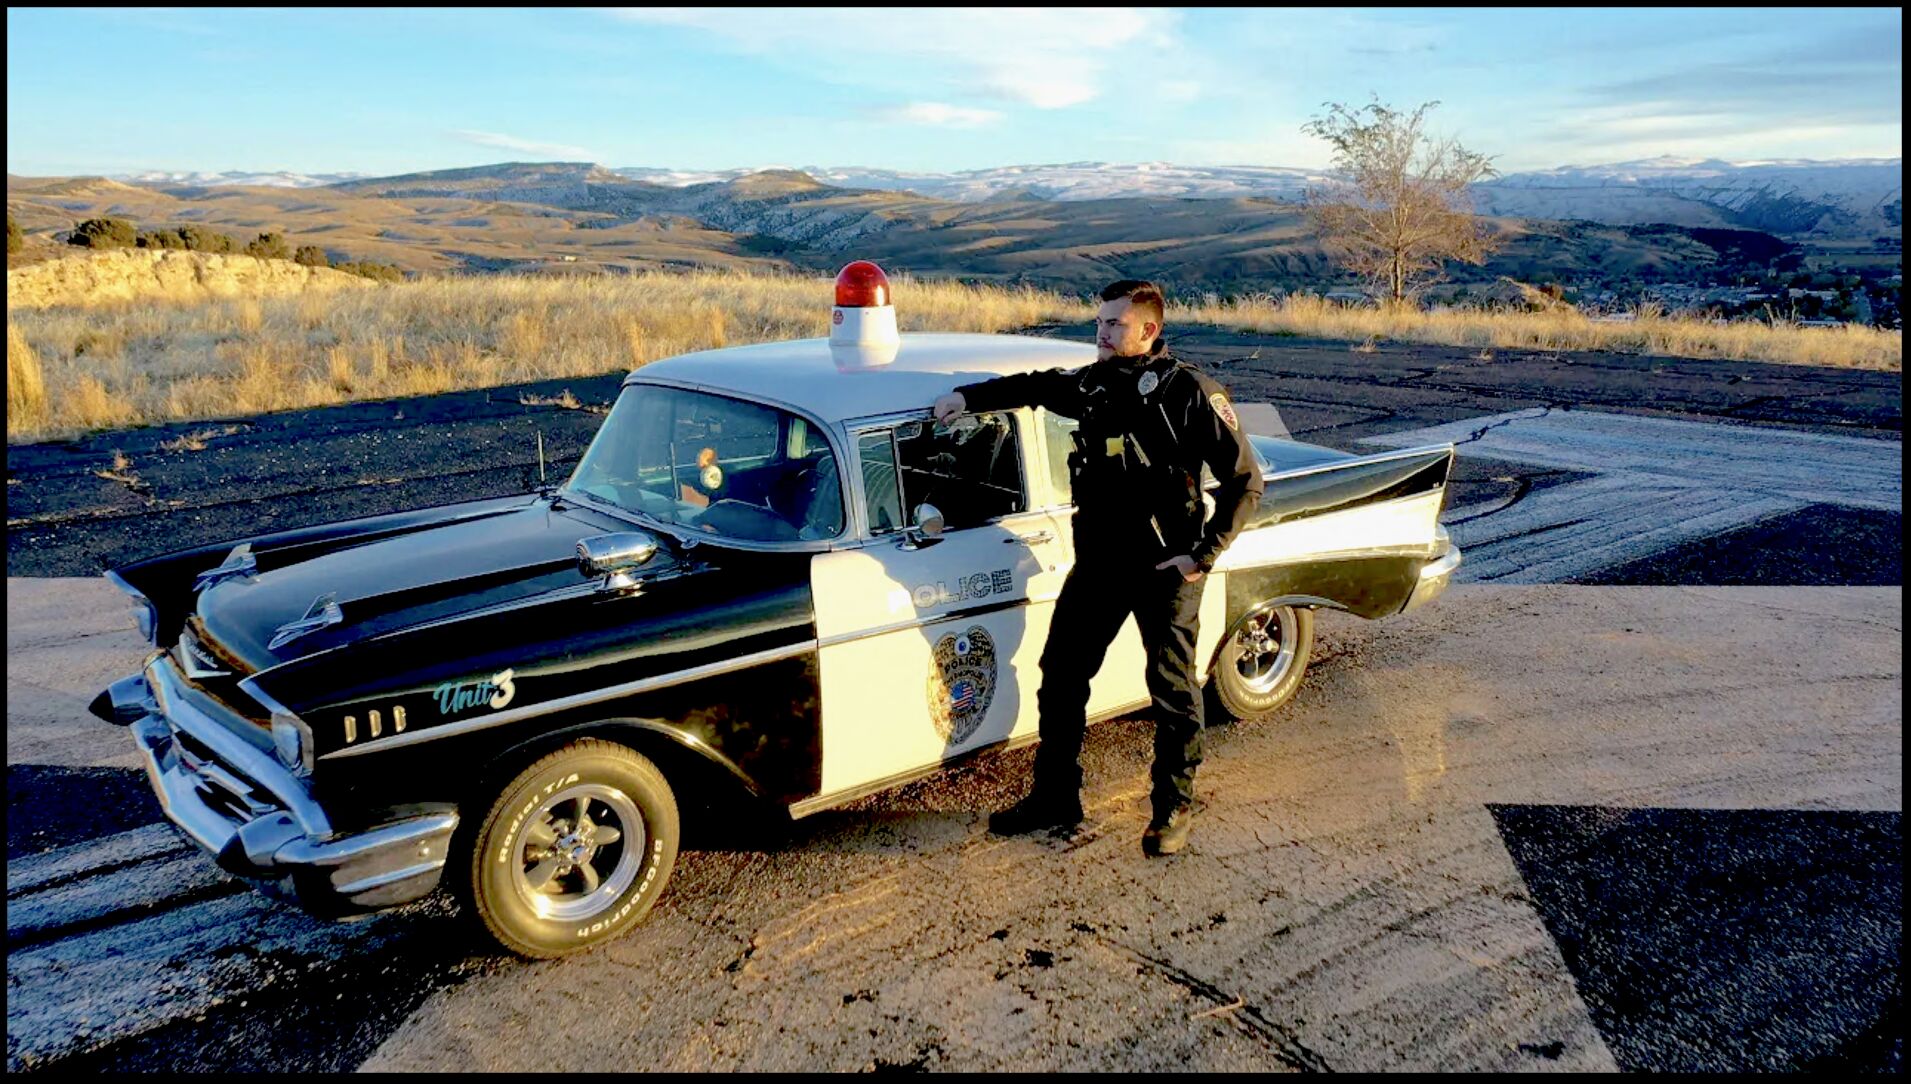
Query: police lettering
xmin=911 ymin=568 xmax=1014 ymax=609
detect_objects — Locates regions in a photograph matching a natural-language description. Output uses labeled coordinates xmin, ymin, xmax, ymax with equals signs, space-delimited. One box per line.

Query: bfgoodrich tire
xmin=1206 ymin=604 xmax=1314 ymax=724
xmin=460 ymin=739 xmax=679 ymax=959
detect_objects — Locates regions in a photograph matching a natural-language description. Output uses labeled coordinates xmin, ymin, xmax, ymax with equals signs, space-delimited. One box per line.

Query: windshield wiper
xmin=555 ymin=486 xmax=698 ymax=554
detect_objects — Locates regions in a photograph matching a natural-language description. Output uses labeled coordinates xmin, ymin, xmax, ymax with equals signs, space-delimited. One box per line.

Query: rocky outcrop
xmin=5 ymin=249 xmax=375 ymax=309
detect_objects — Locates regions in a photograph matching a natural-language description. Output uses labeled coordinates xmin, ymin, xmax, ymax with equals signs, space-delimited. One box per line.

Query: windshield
xmin=566 ymin=384 xmax=844 ymax=543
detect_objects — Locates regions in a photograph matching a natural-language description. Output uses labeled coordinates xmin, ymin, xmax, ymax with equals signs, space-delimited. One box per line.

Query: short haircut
xmin=1099 ymin=278 xmax=1165 ymax=329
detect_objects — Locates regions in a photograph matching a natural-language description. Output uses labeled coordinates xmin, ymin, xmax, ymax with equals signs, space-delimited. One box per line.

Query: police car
xmin=94 ymin=262 xmax=1461 ymax=957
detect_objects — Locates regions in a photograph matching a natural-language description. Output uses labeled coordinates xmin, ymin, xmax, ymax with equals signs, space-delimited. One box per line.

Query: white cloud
xmin=607 ymin=8 xmax=1181 ymax=110
xmin=451 ymin=129 xmax=600 ymax=160
xmin=875 ymin=102 xmax=1003 ymax=128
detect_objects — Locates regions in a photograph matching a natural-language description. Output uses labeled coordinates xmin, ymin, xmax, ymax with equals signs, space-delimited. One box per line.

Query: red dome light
xmin=834 ymin=261 xmax=891 ymax=307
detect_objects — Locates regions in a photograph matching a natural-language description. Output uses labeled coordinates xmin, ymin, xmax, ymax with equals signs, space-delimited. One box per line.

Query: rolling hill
xmin=10 ymin=159 xmax=1878 ymax=296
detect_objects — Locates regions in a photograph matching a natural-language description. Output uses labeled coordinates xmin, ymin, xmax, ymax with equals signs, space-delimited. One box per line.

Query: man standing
xmin=931 ymin=280 xmax=1264 ymax=855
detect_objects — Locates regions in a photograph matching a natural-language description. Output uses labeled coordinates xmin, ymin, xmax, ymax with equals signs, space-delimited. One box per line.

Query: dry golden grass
xmin=5 ymin=269 xmax=1088 ymax=443
xmin=6 ymin=270 xmax=1898 ymax=444
xmin=1175 ymin=294 xmax=1901 ymax=371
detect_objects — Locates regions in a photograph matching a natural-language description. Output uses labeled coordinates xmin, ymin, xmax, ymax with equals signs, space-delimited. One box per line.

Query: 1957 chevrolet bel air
xmin=95 ymin=281 xmax=1459 ymax=957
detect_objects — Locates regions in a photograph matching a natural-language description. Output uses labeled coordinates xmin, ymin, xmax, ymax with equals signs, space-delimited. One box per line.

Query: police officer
xmin=931 ymin=280 xmax=1264 ymax=856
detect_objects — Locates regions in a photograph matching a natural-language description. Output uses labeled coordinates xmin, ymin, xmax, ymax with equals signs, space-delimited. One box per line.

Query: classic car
xmin=94 ymin=264 xmax=1461 ymax=957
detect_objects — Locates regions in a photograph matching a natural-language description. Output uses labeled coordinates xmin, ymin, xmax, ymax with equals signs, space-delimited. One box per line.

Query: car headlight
xmin=271 ymin=712 xmax=313 ymax=776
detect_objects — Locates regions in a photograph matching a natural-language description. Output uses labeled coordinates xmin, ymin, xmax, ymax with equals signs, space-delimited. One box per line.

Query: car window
xmin=858 ymin=430 xmax=905 ymax=534
xmin=1040 ymin=409 xmax=1078 ymax=503
xmin=567 ymin=385 xmax=843 ymax=543
xmin=894 ymin=412 xmax=1025 ymax=530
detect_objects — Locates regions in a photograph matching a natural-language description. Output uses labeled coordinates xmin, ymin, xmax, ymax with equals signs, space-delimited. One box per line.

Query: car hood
xmin=197 ymin=499 xmax=660 ymax=671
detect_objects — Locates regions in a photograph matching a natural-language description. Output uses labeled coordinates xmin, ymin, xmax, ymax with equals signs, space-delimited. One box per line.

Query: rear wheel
xmin=459 ymin=739 xmax=679 ymax=958
xmin=1206 ymin=604 xmax=1314 ymax=723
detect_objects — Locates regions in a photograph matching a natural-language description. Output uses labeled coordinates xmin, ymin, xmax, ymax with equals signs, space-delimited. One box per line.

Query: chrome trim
xmin=319 ymin=639 xmax=821 ymax=760
xmin=131 ymin=706 xmax=456 ymax=909
xmin=177 ymin=627 xmax=233 ymax=679
xmin=1259 ymin=442 xmax=1455 ymax=485
xmin=146 ymin=655 xmax=333 ymax=837
xmin=1402 ymin=544 xmax=1464 ymax=613
xmin=817 ymin=596 xmax=1035 ymax=649
xmin=1224 ymin=538 xmax=1452 ymax=573
xmin=268 ymin=592 xmax=342 ymax=651
xmin=193 ymin=543 xmax=257 ymax=594
xmin=132 ymin=714 xmax=243 ymax=856
xmin=238 ymin=676 xmax=295 ymax=718
xmin=104 ymin=569 xmax=158 ymax=644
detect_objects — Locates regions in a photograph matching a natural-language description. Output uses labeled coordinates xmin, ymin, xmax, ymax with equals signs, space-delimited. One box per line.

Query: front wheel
xmin=1206 ymin=604 xmax=1314 ymax=724
xmin=459 ymin=739 xmax=679 ymax=958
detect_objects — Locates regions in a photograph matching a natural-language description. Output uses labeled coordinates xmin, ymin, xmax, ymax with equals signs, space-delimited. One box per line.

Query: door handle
xmin=1008 ymin=530 xmax=1054 ymax=545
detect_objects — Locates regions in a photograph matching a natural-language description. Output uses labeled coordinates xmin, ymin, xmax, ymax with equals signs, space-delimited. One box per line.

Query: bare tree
xmin=1302 ymin=98 xmax=1500 ymax=306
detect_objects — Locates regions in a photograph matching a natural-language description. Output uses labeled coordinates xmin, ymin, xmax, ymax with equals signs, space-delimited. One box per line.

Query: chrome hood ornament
xmin=268 ymin=592 xmax=343 ymax=651
xmin=193 ymin=543 xmax=257 ymax=594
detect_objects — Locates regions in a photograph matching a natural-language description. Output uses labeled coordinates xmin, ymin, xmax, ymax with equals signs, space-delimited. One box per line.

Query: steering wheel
xmin=766 ymin=465 xmax=818 ymax=522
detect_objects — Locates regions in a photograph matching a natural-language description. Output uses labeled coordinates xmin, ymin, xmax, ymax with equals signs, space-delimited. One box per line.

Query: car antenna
xmin=535 ymin=430 xmax=561 ymax=504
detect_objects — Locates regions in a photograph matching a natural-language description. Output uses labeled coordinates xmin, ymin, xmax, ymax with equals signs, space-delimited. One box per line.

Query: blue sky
xmin=6 ymin=7 xmax=1901 ymax=177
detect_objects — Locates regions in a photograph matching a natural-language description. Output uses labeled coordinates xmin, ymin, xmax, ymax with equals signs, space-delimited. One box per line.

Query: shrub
xmin=7 ymin=215 xmax=21 ymax=255
xmin=244 ymin=232 xmax=291 ymax=260
xmin=179 ymin=225 xmax=236 ymax=253
xmin=69 ymin=217 xmax=137 ymax=249
xmin=334 ymin=260 xmax=405 ymax=282
xmin=293 ymin=245 xmax=329 ymax=267
xmin=137 ymin=228 xmax=187 ymax=250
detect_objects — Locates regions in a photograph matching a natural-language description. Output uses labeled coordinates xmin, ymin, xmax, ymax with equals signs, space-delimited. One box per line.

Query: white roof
xmin=630 ymin=333 xmax=1097 ymax=423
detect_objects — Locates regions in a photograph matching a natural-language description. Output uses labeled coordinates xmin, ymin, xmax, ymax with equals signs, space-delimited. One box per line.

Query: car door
xmin=809 ymin=409 xmax=1074 ymax=800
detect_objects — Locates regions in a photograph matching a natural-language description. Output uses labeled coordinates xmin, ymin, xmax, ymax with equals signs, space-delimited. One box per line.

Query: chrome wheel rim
xmin=509 ymin=784 xmax=645 ymax=922
xmin=1231 ymin=606 xmax=1298 ymax=695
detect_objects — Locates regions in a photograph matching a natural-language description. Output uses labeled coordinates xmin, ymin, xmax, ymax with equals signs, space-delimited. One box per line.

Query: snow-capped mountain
xmin=607 ymin=162 xmax=1333 ymax=202
xmin=1477 ymin=157 xmax=1900 ymax=236
xmin=116 ymin=169 xmax=371 ymax=188
xmin=605 ymin=157 xmax=1899 ymax=236
xmin=107 ymin=156 xmax=1901 ymax=236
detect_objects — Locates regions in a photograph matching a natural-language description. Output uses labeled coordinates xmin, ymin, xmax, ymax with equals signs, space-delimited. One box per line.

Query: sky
xmin=5 ymin=7 xmax=1901 ymax=178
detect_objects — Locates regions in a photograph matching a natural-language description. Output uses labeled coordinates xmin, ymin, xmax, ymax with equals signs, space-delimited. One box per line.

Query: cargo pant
xmin=1030 ymin=553 xmax=1206 ymax=815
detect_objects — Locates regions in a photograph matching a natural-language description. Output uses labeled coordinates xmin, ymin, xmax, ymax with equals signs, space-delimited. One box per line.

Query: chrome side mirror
xmin=577 ymin=532 xmax=659 ymax=590
xmin=898 ymin=503 xmax=945 ymax=550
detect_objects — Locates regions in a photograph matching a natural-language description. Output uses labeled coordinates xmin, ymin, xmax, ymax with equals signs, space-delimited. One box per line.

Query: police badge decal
xmin=927 ymin=625 xmax=997 ymax=745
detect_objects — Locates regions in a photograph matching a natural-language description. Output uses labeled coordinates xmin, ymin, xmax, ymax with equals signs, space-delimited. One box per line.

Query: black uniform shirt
xmin=954 ymin=343 xmax=1265 ymax=571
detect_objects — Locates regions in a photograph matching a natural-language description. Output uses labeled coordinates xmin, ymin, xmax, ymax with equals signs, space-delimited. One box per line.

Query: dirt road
xmin=7 ymin=580 xmax=1898 ymax=1072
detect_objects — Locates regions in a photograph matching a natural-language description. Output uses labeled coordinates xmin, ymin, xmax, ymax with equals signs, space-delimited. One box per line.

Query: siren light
xmin=829 ymin=260 xmax=899 ymax=350
xmin=834 ymin=260 xmax=891 ymax=307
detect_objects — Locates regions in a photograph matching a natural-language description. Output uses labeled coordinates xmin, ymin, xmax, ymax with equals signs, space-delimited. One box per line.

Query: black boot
xmin=988 ymin=788 xmax=1084 ymax=835
xmin=1142 ymin=801 xmax=1193 ymax=856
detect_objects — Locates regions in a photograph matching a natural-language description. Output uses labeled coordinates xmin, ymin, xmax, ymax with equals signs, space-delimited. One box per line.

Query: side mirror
xmin=577 ymin=532 xmax=659 ymax=590
xmin=914 ymin=503 xmax=945 ymax=537
xmin=898 ymin=503 xmax=945 ymax=551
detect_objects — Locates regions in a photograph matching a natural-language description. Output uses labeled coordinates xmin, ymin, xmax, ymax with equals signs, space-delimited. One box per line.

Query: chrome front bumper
xmin=110 ymin=655 xmax=457 ymax=914
xmin=1402 ymin=541 xmax=1464 ymax=613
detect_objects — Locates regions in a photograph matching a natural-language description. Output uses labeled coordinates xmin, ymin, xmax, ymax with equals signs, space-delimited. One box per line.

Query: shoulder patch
xmin=1209 ymin=391 xmax=1239 ymax=431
